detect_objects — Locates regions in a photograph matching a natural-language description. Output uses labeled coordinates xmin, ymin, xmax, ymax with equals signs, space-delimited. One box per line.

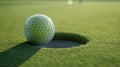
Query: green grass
xmin=0 ymin=1 xmax=120 ymax=67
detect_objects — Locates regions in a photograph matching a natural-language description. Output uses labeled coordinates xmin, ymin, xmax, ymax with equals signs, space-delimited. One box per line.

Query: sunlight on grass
xmin=0 ymin=1 xmax=120 ymax=67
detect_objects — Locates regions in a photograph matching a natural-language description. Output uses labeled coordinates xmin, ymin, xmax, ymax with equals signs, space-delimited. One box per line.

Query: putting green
xmin=0 ymin=1 xmax=120 ymax=67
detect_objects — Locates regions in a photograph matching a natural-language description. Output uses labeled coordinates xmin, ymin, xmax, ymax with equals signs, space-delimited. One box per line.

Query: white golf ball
xmin=24 ymin=14 xmax=55 ymax=45
xmin=67 ymin=0 xmax=73 ymax=5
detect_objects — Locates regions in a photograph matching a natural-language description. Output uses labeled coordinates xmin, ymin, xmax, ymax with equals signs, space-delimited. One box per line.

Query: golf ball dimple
xmin=24 ymin=14 xmax=55 ymax=45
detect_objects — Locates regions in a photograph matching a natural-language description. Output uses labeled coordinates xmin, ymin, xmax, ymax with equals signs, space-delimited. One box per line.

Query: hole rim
xmin=53 ymin=32 xmax=89 ymax=44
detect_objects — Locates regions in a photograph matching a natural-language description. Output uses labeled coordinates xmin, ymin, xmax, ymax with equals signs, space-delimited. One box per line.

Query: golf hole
xmin=37 ymin=32 xmax=89 ymax=48
xmin=38 ymin=40 xmax=80 ymax=48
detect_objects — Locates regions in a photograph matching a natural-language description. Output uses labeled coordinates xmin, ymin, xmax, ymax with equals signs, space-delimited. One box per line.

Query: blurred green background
xmin=0 ymin=0 xmax=120 ymax=67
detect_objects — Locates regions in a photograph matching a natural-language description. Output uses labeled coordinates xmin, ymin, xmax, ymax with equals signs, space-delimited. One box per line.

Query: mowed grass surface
xmin=0 ymin=1 xmax=120 ymax=67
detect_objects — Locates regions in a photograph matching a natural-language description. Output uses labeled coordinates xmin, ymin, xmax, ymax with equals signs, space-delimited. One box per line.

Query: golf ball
xmin=24 ymin=14 xmax=55 ymax=45
xmin=67 ymin=0 xmax=73 ymax=5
